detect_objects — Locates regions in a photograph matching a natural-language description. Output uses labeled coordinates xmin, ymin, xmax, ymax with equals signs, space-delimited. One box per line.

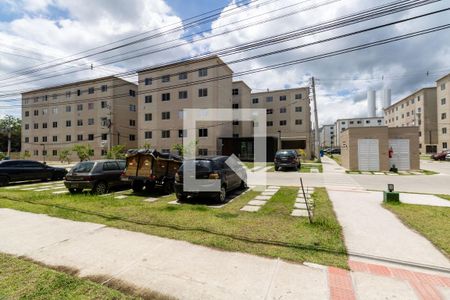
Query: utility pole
xmin=7 ymin=129 xmax=11 ymax=157
xmin=311 ymin=77 xmax=320 ymax=161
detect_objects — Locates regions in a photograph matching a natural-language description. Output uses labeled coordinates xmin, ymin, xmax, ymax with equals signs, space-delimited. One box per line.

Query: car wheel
xmin=176 ymin=193 xmax=187 ymax=202
xmin=275 ymin=164 xmax=279 ymax=171
xmin=132 ymin=181 xmax=144 ymax=193
xmin=240 ymin=179 xmax=247 ymax=190
xmin=145 ymin=181 xmax=155 ymax=192
xmin=93 ymin=182 xmax=108 ymax=195
xmin=68 ymin=188 xmax=82 ymax=194
xmin=216 ymin=186 xmax=227 ymax=203
xmin=0 ymin=176 xmax=9 ymax=187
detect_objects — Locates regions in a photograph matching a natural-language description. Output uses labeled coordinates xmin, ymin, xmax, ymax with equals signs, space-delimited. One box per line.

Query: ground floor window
xmin=198 ymin=148 xmax=208 ymax=156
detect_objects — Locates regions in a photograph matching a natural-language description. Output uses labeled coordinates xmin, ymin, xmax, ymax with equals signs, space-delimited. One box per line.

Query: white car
xmin=446 ymin=153 xmax=450 ymax=161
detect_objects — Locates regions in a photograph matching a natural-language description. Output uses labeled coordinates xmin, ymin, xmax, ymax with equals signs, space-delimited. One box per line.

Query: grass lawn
xmin=0 ymin=253 xmax=172 ymax=300
xmin=384 ymin=202 xmax=450 ymax=258
xmin=420 ymin=154 xmax=432 ymax=160
xmin=328 ymin=154 xmax=341 ymax=165
xmin=300 ymin=163 xmax=323 ymax=173
xmin=0 ymin=185 xmax=348 ymax=268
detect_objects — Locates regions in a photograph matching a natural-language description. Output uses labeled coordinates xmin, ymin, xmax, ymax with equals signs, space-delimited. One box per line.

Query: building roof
xmin=250 ymin=86 xmax=309 ymax=95
xmin=137 ymin=55 xmax=233 ymax=74
xmin=335 ymin=116 xmax=384 ymax=122
xmin=232 ymin=80 xmax=251 ymax=91
xmin=22 ymin=76 xmax=135 ymax=95
xmin=435 ymin=72 xmax=450 ymax=82
xmin=382 ymin=87 xmax=435 ymax=111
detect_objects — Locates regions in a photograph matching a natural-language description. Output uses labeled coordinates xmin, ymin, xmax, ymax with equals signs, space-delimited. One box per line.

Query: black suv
xmin=174 ymin=156 xmax=247 ymax=203
xmin=64 ymin=160 xmax=128 ymax=194
xmin=274 ymin=149 xmax=301 ymax=171
xmin=0 ymin=160 xmax=67 ymax=186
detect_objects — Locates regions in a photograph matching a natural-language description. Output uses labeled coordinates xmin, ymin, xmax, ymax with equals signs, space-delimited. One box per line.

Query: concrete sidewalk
xmin=1 ymin=208 xmax=449 ymax=299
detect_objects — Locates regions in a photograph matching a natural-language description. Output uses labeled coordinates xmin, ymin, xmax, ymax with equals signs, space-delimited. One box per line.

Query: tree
xmin=142 ymin=143 xmax=152 ymax=149
xmin=72 ymin=144 xmax=94 ymax=161
xmin=59 ymin=149 xmax=72 ymax=164
xmin=20 ymin=151 xmax=31 ymax=159
xmin=172 ymin=144 xmax=184 ymax=156
xmin=106 ymin=145 xmax=126 ymax=159
xmin=0 ymin=115 xmax=21 ymax=153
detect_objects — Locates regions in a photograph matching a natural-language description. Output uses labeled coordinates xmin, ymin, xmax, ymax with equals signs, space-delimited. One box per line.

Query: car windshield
xmin=276 ymin=150 xmax=296 ymax=157
xmin=180 ymin=160 xmax=212 ymax=172
xmin=72 ymin=162 xmax=95 ymax=173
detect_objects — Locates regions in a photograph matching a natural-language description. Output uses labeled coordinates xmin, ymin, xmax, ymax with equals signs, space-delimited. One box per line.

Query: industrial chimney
xmin=382 ymin=89 xmax=391 ymax=110
xmin=367 ymin=90 xmax=376 ymax=117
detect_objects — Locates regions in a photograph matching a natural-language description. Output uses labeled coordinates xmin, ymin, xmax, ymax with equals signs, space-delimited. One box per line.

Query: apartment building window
xmin=232 ymin=103 xmax=239 ymax=109
xmin=129 ymin=104 xmax=136 ymax=112
xmin=24 ymin=137 xmax=29 ymax=143
xmin=162 ymin=130 xmax=170 ymax=138
xmin=34 ymin=137 xmax=39 ymax=142
xmin=199 ymin=128 xmax=208 ymax=137
xmin=396 ymin=116 xmax=399 ymax=120
xmin=232 ymin=88 xmax=239 ymax=95
xmin=129 ymin=119 xmax=136 ymax=126
xmin=396 ymin=107 xmax=398 ymax=111
xmin=267 ymin=121 xmax=273 ymax=127
xmin=77 ymin=120 xmax=83 ymax=126
xmin=377 ymin=119 xmax=382 ymax=123
xmin=42 ymin=136 xmax=47 ymax=142
xmin=33 ymin=123 xmax=38 ymax=129
xmin=52 ymin=122 xmax=58 ymax=128
xmin=442 ymin=128 xmax=447 ymax=134
xmin=198 ymin=88 xmax=208 ymax=97
xmin=145 ymin=95 xmax=152 ymax=103
xmin=357 ymin=121 xmax=362 ymax=124
xmin=66 ymin=135 xmax=71 ymax=142
xmin=66 ymin=91 xmax=71 ymax=98
xmin=162 ymin=112 xmax=171 ymax=120
xmin=418 ymin=131 xmax=422 ymax=137
xmin=266 ymin=96 xmax=273 ymax=102
xmin=178 ymin=129 xmax=187 ymax=138
xmin=232 ymin=120 xmax=239 ymax=125
xmin=406 ymin=112 xmax=410 ymax=117
xmin=441 ymin=83 xmax=446 ymax=90
xmin=441 ymin=98 xmax=446 ymax=105
xmin=411 ymin=99 xmax=415 ymax=104
xmin=101 ymin=101 xmax=108 ymax=108
xmin=77 ymin=104 xmax=83 ymax=111
xmin=77 ymin=134 xmax=83 ymax=141
xmin=145 ymin=113 xmax=152 ymax=121
xmin=66 ymin=105 xmax=71 ymax=112
xmin=406 ymin=100 xmax=409 ymax=106
xmin=443 ymin=142 xmax=448 ymax=149
xmin=417 ymin=96 xmax=421 ymax=101
xmin=88 ymin=103 xmax=94 ymax=110
xmin=101 ymin=85 xmax=108 ymax=92
xmin=442 ymin=113 xmax=447 ymax=120
xmin=401 ymin=114 xmax=404 ymax=119
xmin=52 ymin=136 xmax=58 ymax=142
xmin=233 ymin=134 xmax=239 ymax=138
xmin=198 ymin=68 xmax=208 ymax=77
xmin=34 ymin=110 xmax=39 ymax=116
xmin=25 ymin=111 xmax=29 ymax=117
xmin=162 ymin=93 xmax=171 ymax=101
xmin=42 ymin=123 xmax=47 ymax=129
xmin=280 ymin=120 xmax=287 ymax=126
xmin=198 ymin=149 xmax=208 ymax=156
xmin=88 ymin=134 xmax=94 ymax=141
xmin=33 ymin=97 xmax=39 ymax=103
xmin=102 ymin=134 xmax=107 ymax=140
xmin=43 ymin=95 xmax=48 ymax=101
xmin=52 ymin=150 xmax=57 ymax=156
xmin=129 ymin=134 xmax=136 ymax=141
xmin=129 ymin=90 xmax=136 ymax=97
xmin=267 ymin=109 xmax=273 ymax=114
xmin=280 ymin=95 xmax=287 ymax=101
xmin=252 ymin=98 xmax=259 ymax=104
xmin=88 ymin=87 xmax=94 ymax=94
xmin=33 ymin=150 xmax=38 ymax=156
xmin=401 ymin=104 xmax=404 ymax=108
xmin=25 ymin=124 xmax=29 ymax=130
xmin=41 ymin=108 xmax=47 ymax=115
xmin=366 ymin=120 xmax=371 ymax=124
xmin=179 ymin=72 xmax=187 ymax=80
xmin=77 ymin=89 xmax=81 ymax=96
xmin=88 ymin=118 xmax=94 ymax=125
xmin=295 ymin=93 xmax=302 ymax=99
xmin=66 ymin=120 xmax=71 ymax=127
xmin=52 ymin=107 xmax=58 ymax=114
xmin=145 ymin=131 xmax=152 ymax=139
xmin=178 ymin=91 xmax=188 ymax=99
xmin=144 ymin=78 xmax=152 ymax=85
xmin=52 ymin=94 xmax=57 ymax=100
xmin=162 ymin=75 xmax=170 ymax=82
xmin=280 ymin=107 xmax=287 ymax=113
xmin=295 ymin=119 xmax=303 ymax=125
xmin=295 ymin=106 xmax=302 ymax=112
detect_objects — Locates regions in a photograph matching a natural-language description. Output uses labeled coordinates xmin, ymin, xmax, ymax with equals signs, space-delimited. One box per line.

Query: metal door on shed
xmin=389 ymin=139 xmax=410 ymax=170
xmin=358 ymin=139 xmax=380 ymax=171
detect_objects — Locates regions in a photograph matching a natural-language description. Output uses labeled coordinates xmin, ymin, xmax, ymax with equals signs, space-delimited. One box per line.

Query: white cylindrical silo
xmin=367 ymin=90 xmax=376 ymax=117
xmin=383 ymin=89 xmax=391 ymax=109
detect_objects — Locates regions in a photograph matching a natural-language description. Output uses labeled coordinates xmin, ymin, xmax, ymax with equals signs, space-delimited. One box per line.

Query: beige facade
xmin=436 ymin=73 xmax=450 ymax=151
xmin=384 ymin=87 xmax=437 ymax=153
xmin=137 ymin=56 xmax=233 ymax=156
xmin=21 ymin=76 xmax=138 ymax=161
xmin=231 ymin=81 xmax=253 ymax=138
xmin=250 ymin=88 xmax=311 ymax=157
xmin=340 ymin=126 xmax=419 ymax=171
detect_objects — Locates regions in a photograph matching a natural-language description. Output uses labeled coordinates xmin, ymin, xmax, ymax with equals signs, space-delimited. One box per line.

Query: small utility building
xmin=340 ymin=127 xmax=419 ymax=171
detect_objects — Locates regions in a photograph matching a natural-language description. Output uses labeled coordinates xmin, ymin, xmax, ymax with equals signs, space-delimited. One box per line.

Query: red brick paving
xmin=328 ymin=267 xmax=356 ymax=300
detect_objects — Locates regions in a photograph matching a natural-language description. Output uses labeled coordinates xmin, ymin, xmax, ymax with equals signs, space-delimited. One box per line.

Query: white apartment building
xmin=319 ymin=124 xmax=335 ymax=148
xmin=335 ymin=117 xmax=384 ymax=146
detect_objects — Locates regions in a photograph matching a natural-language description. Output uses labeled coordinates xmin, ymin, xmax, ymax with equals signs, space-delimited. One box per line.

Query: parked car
xmin=121 ymin=149 xmax=182 ymax=194
xmin=446 ymin=153 xmax=450 ymax=161
xmin=274 ymin=149 xmax=301 ymax=171
xmin=174 ymin=156 xmax=247 ymax=203
xmin=431 ymin=150 xmax=450 ymax=161
xmin=0 ymin=160 xmax=67 ymax=186
xmin=64 ymin=160 xmax=128 ymax=194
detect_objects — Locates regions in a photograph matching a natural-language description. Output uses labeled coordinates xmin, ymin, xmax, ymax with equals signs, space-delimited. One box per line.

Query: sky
xmin=0 ymin=0 xmax=449 ymax=126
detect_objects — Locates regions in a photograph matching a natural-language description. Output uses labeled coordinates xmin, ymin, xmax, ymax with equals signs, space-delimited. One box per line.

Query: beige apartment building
xmin=383 ymin=87 xmax=437 ymax=153
xmin=21 ymin=76 xmax=138 ymax=161
xmin=320 ymin=124 xmax=335 ymax=148
xmin=436 ymin=73 xmax=450 ymax=151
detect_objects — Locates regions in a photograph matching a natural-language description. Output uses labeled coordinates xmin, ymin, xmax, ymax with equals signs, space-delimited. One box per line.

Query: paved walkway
xmin=2 ymin=208 xmax=449 ymax=299
xmin=400 ymin=193 xmax=450 ymax=207
xmin=321 ymin=156 xmax=365 ymax=191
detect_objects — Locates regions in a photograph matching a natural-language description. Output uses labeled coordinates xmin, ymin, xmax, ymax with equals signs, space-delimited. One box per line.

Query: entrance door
xmin=358 ymin=139 xmax=380 ymax=171
xmin=389 ymin=139 xmax=410 ymax=170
